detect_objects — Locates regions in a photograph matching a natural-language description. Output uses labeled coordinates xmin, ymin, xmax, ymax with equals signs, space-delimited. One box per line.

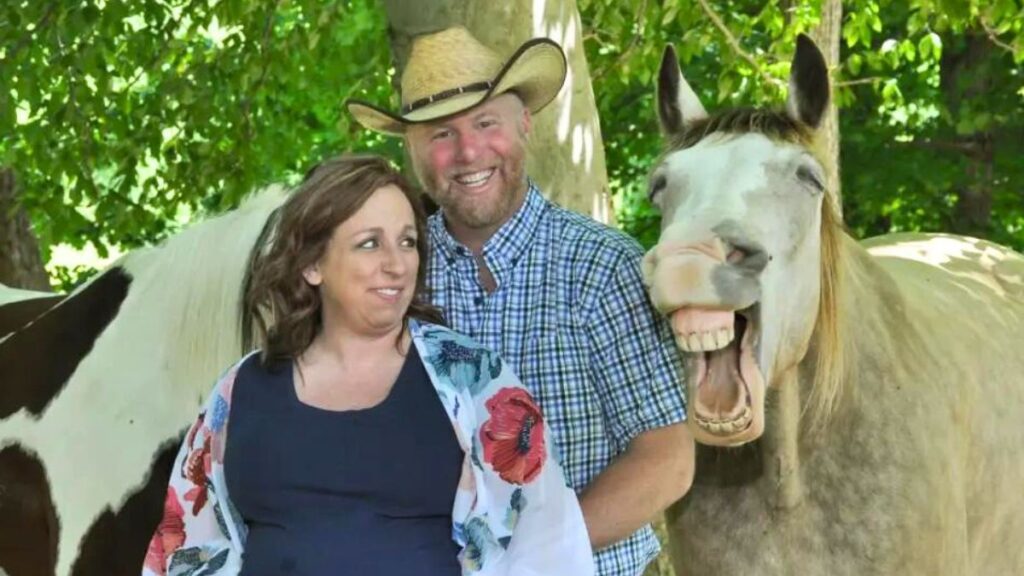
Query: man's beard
xmin=423 ymin=155 xmax=528 ymax=231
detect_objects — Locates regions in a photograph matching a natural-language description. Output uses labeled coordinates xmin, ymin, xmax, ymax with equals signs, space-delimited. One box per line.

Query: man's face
xmin=406 ymin=94 xmax=531 ymax=239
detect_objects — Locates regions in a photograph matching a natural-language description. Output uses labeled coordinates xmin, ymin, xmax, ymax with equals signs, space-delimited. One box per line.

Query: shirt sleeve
xmin=584 ymin=248 xmax=687 ymax=449
xmin=141 ymin=365 xmax=243 ymax=576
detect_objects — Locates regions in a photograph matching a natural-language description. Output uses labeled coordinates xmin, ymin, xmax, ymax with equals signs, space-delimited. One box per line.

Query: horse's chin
xmin=671 ymin=305 xmax=766 ymax=447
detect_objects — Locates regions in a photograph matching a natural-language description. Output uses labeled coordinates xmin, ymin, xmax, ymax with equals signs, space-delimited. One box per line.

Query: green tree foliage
xmin=3 ymin=1 xmax=1021 ymax=293
xmin=578 ymin=0 xmax=1023 ymax=251
xmin=1 ymin=0 xmax=397 ymax=288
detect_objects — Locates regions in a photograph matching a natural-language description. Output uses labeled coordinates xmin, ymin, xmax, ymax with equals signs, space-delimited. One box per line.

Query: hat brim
xmin=347 ymin=38 xmax=567 ymax=136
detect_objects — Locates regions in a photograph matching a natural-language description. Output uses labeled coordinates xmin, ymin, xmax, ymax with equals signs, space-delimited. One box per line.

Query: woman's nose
xmin=381 ymin=246 xmax=408 ymax=275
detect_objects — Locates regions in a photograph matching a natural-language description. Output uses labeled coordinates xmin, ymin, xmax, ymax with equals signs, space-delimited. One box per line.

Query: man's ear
xmin=520 ymin=106 xmax=532 ymax=138
xmin=302 ymin=264 xmax=322 ymax=287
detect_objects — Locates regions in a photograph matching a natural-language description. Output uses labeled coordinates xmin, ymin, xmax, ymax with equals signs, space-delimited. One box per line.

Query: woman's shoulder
xmin=412 ymin=321 xmax=509 ymax=397
xmin=413 ymin=320 xmax=487 ymax=350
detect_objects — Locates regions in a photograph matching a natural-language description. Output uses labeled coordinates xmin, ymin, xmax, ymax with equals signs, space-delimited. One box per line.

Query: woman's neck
xmin=306 ymin=320 xmax=408 ymax=369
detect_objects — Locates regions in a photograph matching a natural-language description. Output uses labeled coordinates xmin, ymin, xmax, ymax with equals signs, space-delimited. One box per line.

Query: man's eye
xmin=431 ymin=130 xmax=452 ymax=141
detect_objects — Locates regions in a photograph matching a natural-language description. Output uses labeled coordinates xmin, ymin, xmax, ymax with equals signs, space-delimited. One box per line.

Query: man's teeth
xmin=455 ymin=169 xmax=494 ymax=187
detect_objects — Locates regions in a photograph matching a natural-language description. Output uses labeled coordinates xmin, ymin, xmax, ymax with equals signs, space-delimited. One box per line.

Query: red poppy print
xmin=144 ymin=487 xmax=187 ymax=575
xmin=480 ymin=387 xmax=546 ymax=484
xmin=182 ymin=432 xmax=213 ymax=515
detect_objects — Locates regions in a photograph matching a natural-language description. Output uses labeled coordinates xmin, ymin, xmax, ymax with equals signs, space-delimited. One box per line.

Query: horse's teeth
xmin=687 ymin=333 xmax=701 ymax=351
xmin=676 ymin=335 xmax=692 ymax=352
xmin=717 ymin=327 xmax=734 ymax=348
xmin=701 ymin=332 xmax=717 ymax=350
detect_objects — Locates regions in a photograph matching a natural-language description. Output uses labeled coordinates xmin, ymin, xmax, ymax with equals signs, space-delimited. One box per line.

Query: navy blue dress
xmin=224 ymin=346 xmax=464 ymax=576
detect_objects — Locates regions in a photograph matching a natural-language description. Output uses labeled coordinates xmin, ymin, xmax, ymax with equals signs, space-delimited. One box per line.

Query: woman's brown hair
xmin=242 ymin=154 xmax=444 ymax=362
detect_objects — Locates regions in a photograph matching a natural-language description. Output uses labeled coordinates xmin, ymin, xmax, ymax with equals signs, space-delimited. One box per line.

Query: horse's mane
xmin=113 ymin=184 xmax=289 ymax=394
xmin=666 ymin=106 xmax=847 ymax=432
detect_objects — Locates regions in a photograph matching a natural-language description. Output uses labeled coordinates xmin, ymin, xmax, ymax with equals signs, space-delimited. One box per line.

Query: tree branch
xmin=902 ymin=138 xmax=980 ymax=156
xmin=241 ymin=0 xmax=284 ymax=138
xmin=835 ymin=76 xmax=886 ymax=87
xmin=6 ymin=2 xmax=59 ymax=64
xmin=695 ymin=0 xmax=785 ymax=90
xmin=978 ymin=17 xmax=1019 ymax=57
xmin=592 ymin=0 xmax=648 ymax=82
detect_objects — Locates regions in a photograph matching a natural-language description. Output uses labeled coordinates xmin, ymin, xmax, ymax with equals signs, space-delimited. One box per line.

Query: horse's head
xmin=644 ymin=35 xmax=842 ymax=447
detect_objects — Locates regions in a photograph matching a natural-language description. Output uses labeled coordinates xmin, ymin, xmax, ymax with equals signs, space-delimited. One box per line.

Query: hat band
xmin=401 ymin=80 xmax=495 ymax=115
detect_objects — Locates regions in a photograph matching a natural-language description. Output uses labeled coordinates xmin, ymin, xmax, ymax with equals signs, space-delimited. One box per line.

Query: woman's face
xmin=304 ymin=185 xmax=419 ymax=338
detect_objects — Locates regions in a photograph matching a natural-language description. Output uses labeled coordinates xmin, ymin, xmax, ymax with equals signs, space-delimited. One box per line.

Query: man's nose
xmin=455 ymin=131 xmax=480 ymax=164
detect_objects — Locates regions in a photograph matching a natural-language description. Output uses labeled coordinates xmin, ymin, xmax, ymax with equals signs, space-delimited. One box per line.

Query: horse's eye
xmin=649 ymin=174 xmax=668 ymax=204
xmin=796 ymin=165 xmax=825 ymax=193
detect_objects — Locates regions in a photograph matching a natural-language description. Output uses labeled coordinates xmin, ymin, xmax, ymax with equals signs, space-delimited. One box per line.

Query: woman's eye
xmin=357 ymin=238 xmax=378 ymax=249
xmin=400 ymin=236 xmax=418 ymax=248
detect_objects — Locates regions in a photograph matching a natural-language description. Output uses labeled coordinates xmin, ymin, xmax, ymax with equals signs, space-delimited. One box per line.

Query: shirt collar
xmin=428 ymin=181 xmax=548 ymax=272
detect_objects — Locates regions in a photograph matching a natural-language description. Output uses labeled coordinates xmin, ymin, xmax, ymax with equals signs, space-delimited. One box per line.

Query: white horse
xmin=645 ymin=35 xmax=1024 ymax=574
xmin=0 ymin=186 xmax=287 ymax=575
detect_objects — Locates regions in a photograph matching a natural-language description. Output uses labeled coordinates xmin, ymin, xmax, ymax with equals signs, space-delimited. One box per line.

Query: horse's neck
xmin=762 ymin=368 xmax=803 ymax=509
xmin=764 ymin=234 xmax=904 ymax=510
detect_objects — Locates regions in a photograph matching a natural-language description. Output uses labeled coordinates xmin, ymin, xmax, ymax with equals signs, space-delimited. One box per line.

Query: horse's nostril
xmin=727 ymin=243 xmax=769 ymax=273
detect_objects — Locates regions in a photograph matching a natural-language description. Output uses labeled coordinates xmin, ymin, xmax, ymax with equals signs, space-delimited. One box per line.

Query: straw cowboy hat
xmin=346 ymin=27 xmax=567 ymax=136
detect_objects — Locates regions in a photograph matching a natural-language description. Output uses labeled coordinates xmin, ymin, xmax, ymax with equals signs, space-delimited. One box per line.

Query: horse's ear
xmin=658 ymin=45 xmax=707 ymax=136
xmin=786 ymin=34 xmax=830 ymax=129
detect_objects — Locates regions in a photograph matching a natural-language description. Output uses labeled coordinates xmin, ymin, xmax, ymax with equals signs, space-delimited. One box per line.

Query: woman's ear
xmin=302 ymin=264 xmax=322 ymax=286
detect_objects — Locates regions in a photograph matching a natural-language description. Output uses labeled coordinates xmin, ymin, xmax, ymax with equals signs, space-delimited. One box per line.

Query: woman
xmin=141 ymin=155 xmax=594 ymax=575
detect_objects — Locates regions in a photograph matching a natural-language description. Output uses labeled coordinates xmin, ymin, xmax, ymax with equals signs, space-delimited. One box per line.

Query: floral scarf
xmin=142 ymin=320 xmax=595 ymax=576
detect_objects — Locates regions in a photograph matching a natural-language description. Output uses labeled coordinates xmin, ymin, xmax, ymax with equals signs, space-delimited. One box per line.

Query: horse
xmin=644 ymin=34 xmax=1024 ymax=575
xmin=0 ymin=284 xmax=63 ymax=340
xmin=0 ymin=186 xmax=287 ymax=575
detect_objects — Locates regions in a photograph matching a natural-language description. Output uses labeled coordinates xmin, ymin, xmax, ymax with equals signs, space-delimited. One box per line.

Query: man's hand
xmin=578 ymin=422 xmax=695 ymax=550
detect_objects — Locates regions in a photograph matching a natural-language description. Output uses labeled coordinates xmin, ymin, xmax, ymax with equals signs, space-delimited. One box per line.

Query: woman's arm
xmin=141 ymin=365 xmax=244 ymax=576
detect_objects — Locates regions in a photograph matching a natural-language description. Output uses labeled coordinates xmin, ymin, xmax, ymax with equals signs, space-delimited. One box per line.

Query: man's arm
xmin=578 ymin=421 xmax=694 ymax=549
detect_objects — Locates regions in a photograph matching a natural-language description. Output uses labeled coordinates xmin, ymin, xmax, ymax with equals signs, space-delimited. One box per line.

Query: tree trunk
xmin=0 ymin=169 xmax=50 ymax=291
xmin=380 ymin=0 xmax=612 ymax=222
xmin=941 ymin=33 xmax=996 ymax=238
xmin=809 ymin=0 xmax=843 ymax=211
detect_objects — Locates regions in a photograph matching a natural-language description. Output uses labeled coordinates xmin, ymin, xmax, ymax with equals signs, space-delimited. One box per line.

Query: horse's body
xmin=0 ymin=284 xmax=63 ymax=339
xmin=0 ymin=186 xmax=286 ymax=575
xmin=645 ymin=36 xmax=1024 ymax=575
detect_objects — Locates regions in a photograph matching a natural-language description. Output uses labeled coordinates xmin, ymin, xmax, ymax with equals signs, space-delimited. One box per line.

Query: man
xmin=348 ymin=27 xmax=694 ymax=576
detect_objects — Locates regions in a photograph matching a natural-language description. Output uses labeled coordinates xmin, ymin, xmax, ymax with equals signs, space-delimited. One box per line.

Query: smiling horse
xmin=644 ymin=35 xmax=1024 ymax=575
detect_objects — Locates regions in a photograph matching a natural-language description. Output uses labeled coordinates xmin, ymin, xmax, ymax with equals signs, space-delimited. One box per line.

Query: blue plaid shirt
xmin=427 ymin=183 xmax=687 ymax=576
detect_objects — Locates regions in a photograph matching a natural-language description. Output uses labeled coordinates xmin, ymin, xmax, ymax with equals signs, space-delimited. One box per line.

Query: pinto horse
xmin=644 ymin=35 xmax=1024 ymax=574
xmin=0 ymin=285 xmax=63 ymax=339
xmin=0 ymin=186 xmax=287 ymax=576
